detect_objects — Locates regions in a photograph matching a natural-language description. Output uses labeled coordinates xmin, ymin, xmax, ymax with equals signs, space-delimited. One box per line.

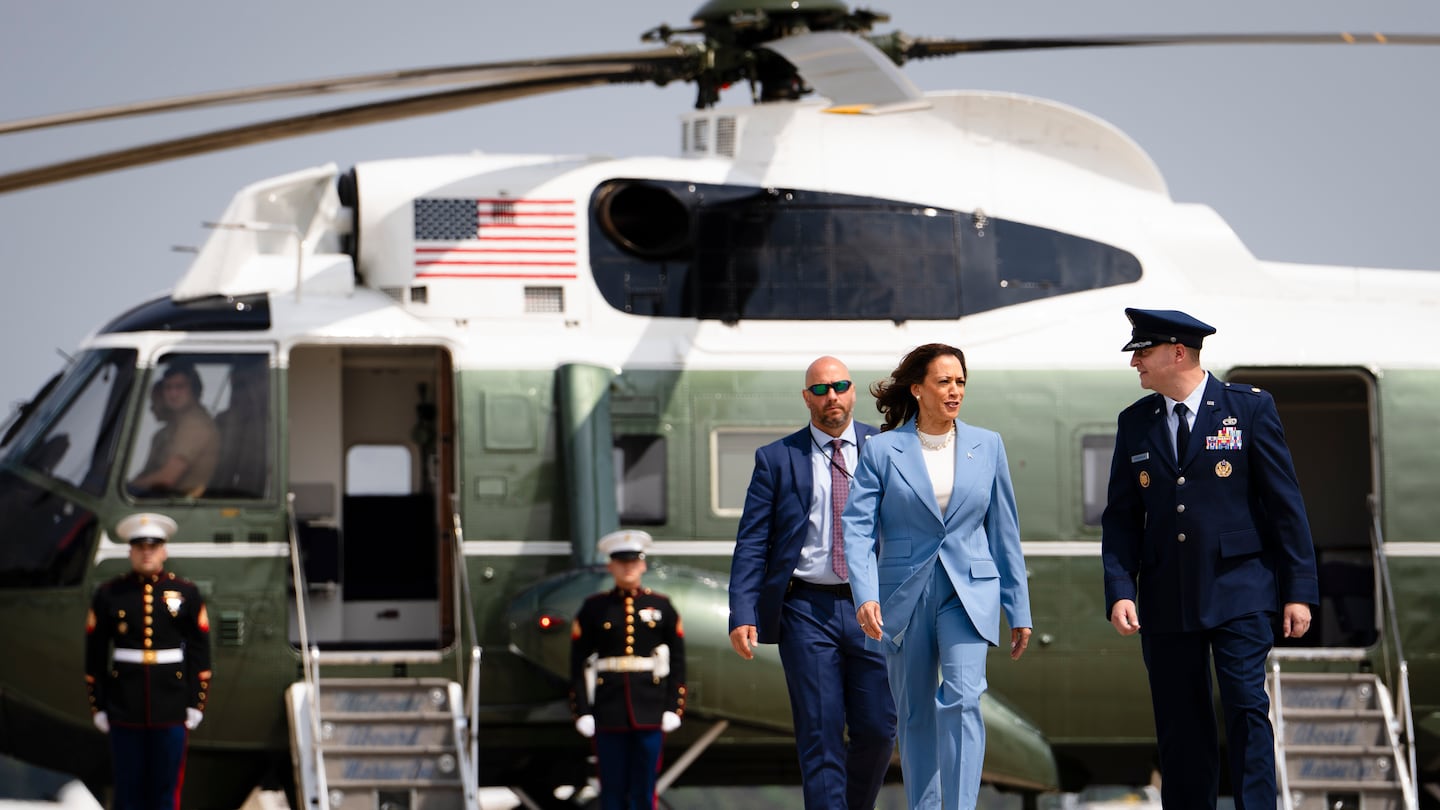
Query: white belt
xmin=113 ymin=648 xmax=183 ymax=665
xmin=595 ymin=655 xmax=656 ymax=673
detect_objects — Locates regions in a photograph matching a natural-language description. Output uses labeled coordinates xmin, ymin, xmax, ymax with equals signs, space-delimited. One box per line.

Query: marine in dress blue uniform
xmin=728 ymin=356 xmax=896 ymax=810
xmin=571 ymin=530 xmax=687 ymax=810
xmin=1101 ymin=309 xmax=1318 ymax=810
xmin=85 ymin=513 xmax=212 ymax=810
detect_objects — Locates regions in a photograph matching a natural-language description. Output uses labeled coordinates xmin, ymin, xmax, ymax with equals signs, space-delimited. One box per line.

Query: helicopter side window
xmin=125 ymin=353 xmax=272 ymax=500
xmin=614 ymin=435 xmax=666 ymax=525
xmin=1080 ymin=433 xmax=1117 ymax=527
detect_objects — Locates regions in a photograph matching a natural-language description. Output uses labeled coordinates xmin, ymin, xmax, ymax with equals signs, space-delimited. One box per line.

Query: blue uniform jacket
xmin=843 ymin=419 xmax=1031 ymax=652
xmin=1101 ymin=376 xmax=1319 ymax=632
xmin=728 ymin=422 xmax=878 ymax=643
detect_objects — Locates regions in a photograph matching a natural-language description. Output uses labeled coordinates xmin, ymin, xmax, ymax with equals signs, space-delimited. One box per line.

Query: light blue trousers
xmin=886 ymin=562 xmax=989 ymax=810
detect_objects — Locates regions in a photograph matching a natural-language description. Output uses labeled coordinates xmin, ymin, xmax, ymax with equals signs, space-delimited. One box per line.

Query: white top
xmin=919 ymin=427 xmax=957 ymax=514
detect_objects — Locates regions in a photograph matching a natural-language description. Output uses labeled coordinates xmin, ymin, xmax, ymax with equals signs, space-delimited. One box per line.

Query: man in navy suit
xmin=1102 ymin=308 xmax=1319 ymax=810
xmin=729 ymin=356 xmax=896 ymax=810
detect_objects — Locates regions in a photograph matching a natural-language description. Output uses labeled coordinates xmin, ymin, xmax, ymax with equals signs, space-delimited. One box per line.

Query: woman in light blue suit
xmin=843 ymin=343 xmax=1032 ymax=810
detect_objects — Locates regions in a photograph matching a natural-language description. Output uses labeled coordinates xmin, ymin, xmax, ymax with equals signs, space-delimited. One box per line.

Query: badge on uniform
xmin=1215 ymin=460 xmax=1233 ymax=478
xmin=1206 ymin=426 xmax=1243 ymax=451
xmin=1139 ymin=471 xmax=1150 ymax=488
xmin=638 ymin=607 xmax=663 ymax=624
xmin=164 ymin=590 xmax=184 ymax=617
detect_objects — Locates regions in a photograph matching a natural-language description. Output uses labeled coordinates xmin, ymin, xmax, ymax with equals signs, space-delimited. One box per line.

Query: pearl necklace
xmin=917 ymin=422 xmax=955 ymax=451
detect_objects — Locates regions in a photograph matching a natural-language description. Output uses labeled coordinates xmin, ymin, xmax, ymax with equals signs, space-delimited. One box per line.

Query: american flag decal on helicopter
xmin=412 ymin=197 xmax=577 ymax=279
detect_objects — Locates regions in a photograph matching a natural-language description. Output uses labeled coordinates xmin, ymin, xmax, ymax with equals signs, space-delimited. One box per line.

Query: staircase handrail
xmin=1374 ymin=677 xmax=1420 ymax=810
xmin=285 ymin=493 xmax=328 ymax=805
xmin=1269 ymin=660 xmax=1293 ymax=810
xmin=450 ymin=498 xmax=483 ymax=798
xmin=1370 ymin=500 xmax=1417 ymax=808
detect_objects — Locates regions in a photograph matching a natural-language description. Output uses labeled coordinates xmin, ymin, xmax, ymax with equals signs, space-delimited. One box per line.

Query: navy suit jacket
xmin=729 ymin=422 xmax=878 ymax=644
xmin=1101 ymin=375 xmax=1319 ymax=632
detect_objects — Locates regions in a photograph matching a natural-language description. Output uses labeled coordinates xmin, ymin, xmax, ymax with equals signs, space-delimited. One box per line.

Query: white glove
xmin=185 ymin=708 xmax=204 ymax=730
xmin=661 ymin=711 xmax=681 ymax=733
xmin=92 ymin=712 xmax=109 ymax=733
xmin=574 ymin=715 xmax=595 ymax=738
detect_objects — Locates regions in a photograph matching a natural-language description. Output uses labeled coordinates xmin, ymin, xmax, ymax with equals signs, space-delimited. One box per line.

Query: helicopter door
xmin=1225 ymin=367 xmax=1379 ymax=649
xmin=287 ymin=344 xmax=454 ymax=649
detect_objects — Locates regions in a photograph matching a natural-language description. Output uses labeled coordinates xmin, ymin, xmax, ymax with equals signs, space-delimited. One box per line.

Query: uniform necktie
xmin=830 ymin=438 xmax=849 ymax=580
xmin=1174 ymin=403 xmax=1190 ymax=466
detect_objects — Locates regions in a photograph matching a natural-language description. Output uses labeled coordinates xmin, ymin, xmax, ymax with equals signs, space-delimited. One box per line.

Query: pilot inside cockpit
xmin=127 ymin=364 xmax=220 ymax=498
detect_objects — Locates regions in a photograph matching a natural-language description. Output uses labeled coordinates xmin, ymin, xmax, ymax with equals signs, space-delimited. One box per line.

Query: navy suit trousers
xmin=1141 ymin=611 xmax=1276 ymax=810
xmin=778 ymin=586 xmax=896 ymax=810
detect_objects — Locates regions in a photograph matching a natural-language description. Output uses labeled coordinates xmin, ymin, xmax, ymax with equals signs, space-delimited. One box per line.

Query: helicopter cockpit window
xmin=125 ymin=353 xmax=272 ymax=500
xmin=10 ymin=349 xmax=138 ymax=496
xmin=589 ymin=180 xmax=1142 ymax=321
xmin=0 ymin=349 xmax=134 ymax=588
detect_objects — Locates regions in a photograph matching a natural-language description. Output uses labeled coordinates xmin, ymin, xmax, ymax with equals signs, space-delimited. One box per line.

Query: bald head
xmin=802 ymin=356 xmax=855 ymax=437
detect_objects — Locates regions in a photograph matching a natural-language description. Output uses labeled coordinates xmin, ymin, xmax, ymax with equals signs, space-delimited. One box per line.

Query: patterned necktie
xmin=1174 ymin=403 xmax=1190 ymax=466
xmin=830 ymin=439 xmax=849 ymax=580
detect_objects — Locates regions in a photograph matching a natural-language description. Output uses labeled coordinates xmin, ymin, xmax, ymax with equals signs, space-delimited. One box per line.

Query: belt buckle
xmin=142 ymin=650 xmax=157 ymax=665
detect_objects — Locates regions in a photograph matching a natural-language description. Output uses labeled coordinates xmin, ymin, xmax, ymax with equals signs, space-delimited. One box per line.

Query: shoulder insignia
xmin=571 ymin=619 xmax=583 ymax=641
xmin=85 ymin=609 xmax=97 ymax=634
xmin=197 ymin=604 xmax=210 ymax=633
xmin=675 ymin=617 xmax=684 ymax=638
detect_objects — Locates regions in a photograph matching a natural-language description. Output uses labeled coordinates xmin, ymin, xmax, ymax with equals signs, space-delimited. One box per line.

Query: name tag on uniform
xmin=1130 ymin=452 xmax=1149 ymax=463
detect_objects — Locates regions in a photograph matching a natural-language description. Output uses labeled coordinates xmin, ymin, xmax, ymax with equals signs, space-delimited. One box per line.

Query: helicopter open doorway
xmin=287 ymin=344 xmax=456 ymax=650
xmin=1225 ymin=367 xmax=1379 ymax=649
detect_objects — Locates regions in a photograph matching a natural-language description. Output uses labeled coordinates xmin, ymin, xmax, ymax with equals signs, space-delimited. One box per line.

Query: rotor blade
xmin=765 ymin=32 xmax=924 ymax=109
xmin=901 ymin=32 xmax=1440 ymax=60
xmin=0 ymin=64 xmax=657 ymax=194
xmin=0 ymin=47 xmax=690 ymax=136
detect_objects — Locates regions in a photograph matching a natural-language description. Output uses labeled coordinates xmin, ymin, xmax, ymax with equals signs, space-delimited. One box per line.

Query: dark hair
xmin=869 ymin=343 xmax=967 ymax=432
xmin=162 ymin=363 xmax=203 ymax=400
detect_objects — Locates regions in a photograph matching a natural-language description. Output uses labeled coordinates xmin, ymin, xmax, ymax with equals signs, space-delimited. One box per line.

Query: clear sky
xmin=2 ymin=0 xmax=1437 ymax=416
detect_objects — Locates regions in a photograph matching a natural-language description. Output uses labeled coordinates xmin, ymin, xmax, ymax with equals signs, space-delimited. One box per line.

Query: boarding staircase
xmin=1270 ymin=512 xmax=1419 ymax=810
xmin=285 ymin=500 xmax=483 ymax=810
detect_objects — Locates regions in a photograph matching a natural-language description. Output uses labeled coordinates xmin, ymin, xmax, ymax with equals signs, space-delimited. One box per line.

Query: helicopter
xmin=2 ymin=1 xmax=1440 ymax=808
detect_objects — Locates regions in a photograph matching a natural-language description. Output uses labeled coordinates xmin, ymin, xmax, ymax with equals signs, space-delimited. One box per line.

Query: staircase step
xmin=1283 ymin=744 xmax=1396 ymax=757
xmin=325 ymin=785 xmax=465 ymax=810
xmin=323 ymin=745 xmax=461 ymax=756
xmin=1277 ymin=680 xmax=1379 ymax=711
xmin=324 ymin=753 xmax=465 ymax=785
xmin=1285 ymin=752 xmax=1400 ymax=784
xmin=321 ymin=720 xmax=456 ymax=747
xmin=1282 ymin=715 xmax=1385 ymax=746
xmin=322 ymin=710 xmax=455 ymax=723
xmin=1284 ymin=785 xmax=1405 ymax=810
xmin=317 ymin=679 xmax=456 ymax=716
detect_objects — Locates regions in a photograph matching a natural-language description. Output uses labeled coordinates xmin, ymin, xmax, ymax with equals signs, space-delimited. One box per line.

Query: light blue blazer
xmin=843 ymin=419 xmax=1031 ymax=652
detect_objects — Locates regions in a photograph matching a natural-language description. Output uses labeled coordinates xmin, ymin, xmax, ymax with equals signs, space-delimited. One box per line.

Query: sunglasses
xmin=805 ymin=380 xmax=853 ymax=396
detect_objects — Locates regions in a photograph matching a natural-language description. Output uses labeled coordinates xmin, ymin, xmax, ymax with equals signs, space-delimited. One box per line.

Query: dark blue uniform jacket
xmin=1102 ymin=376 xmax=1319 ymax=632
